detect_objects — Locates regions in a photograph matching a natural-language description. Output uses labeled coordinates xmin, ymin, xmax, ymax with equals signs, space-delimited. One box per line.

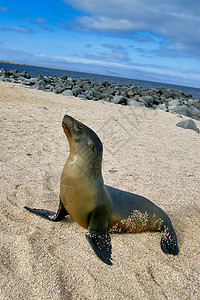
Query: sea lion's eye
xmin=77 ymin=124 xmax=83 ymax=130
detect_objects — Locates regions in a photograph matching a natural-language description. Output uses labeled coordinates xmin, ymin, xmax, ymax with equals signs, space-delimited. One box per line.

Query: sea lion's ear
xmin=88 ymin=142 xmax=95 ymax=152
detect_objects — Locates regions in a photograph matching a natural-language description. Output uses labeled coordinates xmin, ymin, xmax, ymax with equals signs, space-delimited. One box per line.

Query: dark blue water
xmin=1 ymin=62 xmax=200 ymax=99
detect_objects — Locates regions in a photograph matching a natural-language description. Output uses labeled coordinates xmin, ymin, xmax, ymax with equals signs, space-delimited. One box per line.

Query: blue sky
xmin=0 ymin=0 xmax=200 ymax=87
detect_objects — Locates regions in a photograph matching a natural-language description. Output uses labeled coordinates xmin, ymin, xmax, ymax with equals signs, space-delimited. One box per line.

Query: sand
xmin=0 ymin=81 xmax=199 ymax=299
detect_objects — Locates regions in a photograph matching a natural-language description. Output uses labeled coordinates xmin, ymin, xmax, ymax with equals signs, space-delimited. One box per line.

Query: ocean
xmin=0 ymin=62 xmax=200 ymax=99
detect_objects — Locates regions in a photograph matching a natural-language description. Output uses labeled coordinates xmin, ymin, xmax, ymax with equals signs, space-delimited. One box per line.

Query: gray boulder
xmin=138 ymin=96 xmax=154 ymax=106
xmin=133 ymin=95 xmax=140 ymax=101
xmin=120 ymin=90 xmax=128 ymax=97
xmin=35 ymin=79 xmax=45 ymax=90
xmin=187 ymin=106 xmax=200 ymax=119
xmin=37 ymin=74 xmax=45 ymax=81
xmin=55 ymin=86 xmax=66 ymax=93
xmin=127 ymin=90 xmax=134 ymax=97
xmin=168 ymin=99 xmax=181 ymax=111
xmin=61 ymin=90 xmax=73 ymax=96
xmin=72 ymin=87 xmax=82 ymax=96
xmin=63 ymin=81 xmax=72 ymax=89
xmin=127 ymin=99 xmax=145 ymax=107
xmin=111 ymin=96 xmax=127 ymax=105
xmin=77 ymin=94 xmax=87 ymax=100
xmin=60 ymin=75 xmax=68 ymax=80
xmin=176 ymin=119 xmax=199 ymax=133
xmin=155 ymin=103 xmax=167 ymax=111
xmin=188 ymin=99 xmax=200 ymax=109
xmin=91 ymin=89 xmax=102 ymax=100
xmin=172 ymin=105 xmax=200 ymax=119
xmin=172 ymin=105 xmax=190 ymax=117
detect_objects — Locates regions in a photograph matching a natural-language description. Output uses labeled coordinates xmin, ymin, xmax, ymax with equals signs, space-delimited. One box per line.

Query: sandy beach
xmin=0 ymin=81 xmax=199 ymax=299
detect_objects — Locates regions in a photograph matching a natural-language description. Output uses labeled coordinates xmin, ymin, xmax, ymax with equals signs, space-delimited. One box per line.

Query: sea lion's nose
xmin=63 ymin=115 xmax=72 ymax=125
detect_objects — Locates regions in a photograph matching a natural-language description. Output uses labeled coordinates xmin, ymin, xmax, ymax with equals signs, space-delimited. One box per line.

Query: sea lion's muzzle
xmin=62 ymin=115 xmax=73 ymax=136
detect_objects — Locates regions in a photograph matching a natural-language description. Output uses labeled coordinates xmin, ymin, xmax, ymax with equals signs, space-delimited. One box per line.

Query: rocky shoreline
xmin=1 ymin=68 xmax=200 ymax=121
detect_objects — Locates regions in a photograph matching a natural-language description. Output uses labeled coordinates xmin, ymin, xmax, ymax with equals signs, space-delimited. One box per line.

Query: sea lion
xmin=25 ymin=115 xmax=179 ymax=265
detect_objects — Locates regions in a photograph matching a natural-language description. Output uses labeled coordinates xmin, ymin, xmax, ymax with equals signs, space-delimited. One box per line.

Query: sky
xmin=0 ymin=0 xmax=200 ymax=88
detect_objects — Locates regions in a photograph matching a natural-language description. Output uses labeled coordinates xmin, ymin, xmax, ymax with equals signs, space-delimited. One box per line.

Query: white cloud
xmin=103 ymin=43 xmax=123 ymax=50
xmin=0 ymin=27 xmax=33 ymax=34
xmin=75 ymin=16 xmax=137 ymax=31
xmin=34 ymin=17 xmax=48 ymax=24
xmin=0 ymin=6 xmax=10 ymax=13
xmin=63 ymin=0 xmax=200 ymax=57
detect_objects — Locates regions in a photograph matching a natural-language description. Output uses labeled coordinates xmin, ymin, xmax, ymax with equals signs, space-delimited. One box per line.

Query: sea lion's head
xmin=62 ymin=115 xmax=103 ymax=176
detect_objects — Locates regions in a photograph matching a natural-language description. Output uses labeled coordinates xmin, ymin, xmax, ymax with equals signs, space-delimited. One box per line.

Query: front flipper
xmin=24 ymin=199 xmax=68 ymax=222
xmin=86 ymin=207 xmax=112 ymax=265
xmin=161 ymin=225 xmax=179 ymax=255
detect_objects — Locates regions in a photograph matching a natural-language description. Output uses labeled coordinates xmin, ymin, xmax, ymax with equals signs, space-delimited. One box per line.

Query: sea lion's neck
xmin=67 ymin=153 xmax=102 ymax=179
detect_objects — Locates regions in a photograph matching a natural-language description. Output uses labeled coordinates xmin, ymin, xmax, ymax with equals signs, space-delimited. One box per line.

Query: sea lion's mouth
xmin=62 ymin=122 xmax=72 ymax=136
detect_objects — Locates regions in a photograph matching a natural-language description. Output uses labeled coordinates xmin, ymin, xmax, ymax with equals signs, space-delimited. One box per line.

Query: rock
xmin=160 ymin=96 xmax=166 ymax=102
xmin=140 ymin=91 xmax=150 ymax=96
xmin=168 ymin=99 xmax=181 ymax=111
xmin=120 ymin=90 xmax=128 ymax=97
xmin=172 ymin=105 xmax=200 ymax=119
xmin=23 ymin=79 xmax=33 ymax=86
xmin=14 ymin=71 xmax=29 ymax=79
xmin=155 ymin=103 xmax=167 ymax=111
xmin=37 ymin=74 xmax=45 ymax=81
xmin=35 ymin=79 xmax=45 ymax=90
xmin=63 ymin=81 xmax=73 ymax=89
xmin=138 ymin=96 xmax=154 ymax=106
xmin=127 ymin=90 xmax=134 ymax=97
xmin=77 ymin=94 xmax=87 ymax=100
xmin=82 ymin=84 xmax=92 ymax=91
xmin=76 ymin=80 xmax=84 ymax=88
xmin=172 ymin=105 xmax=190 ymax=117
xmin=92 ymin=90 xmax=102 ymax=100
xmin=162 ymin=89 xmax=176 ymax=99
xmin=1 ymin=67 xmax=200 ymax=116
xmin=133 ymin=95 xmax=140 ymax=101
xmin=55 ymin=86 xmax=66 ymax=93
xmin=86 ymin=94 xmax=94 ymax=100
xmin=12 ymin=69 xmax=19 ymax=74
xmin=127 ymin=99 xmax=146 ymax=107
xmin=152 ymin=95 xmax=160 ymax=103
xmin=45 ymin=84 xmax=51 ymax=89
xmin=187 ymin=106 xmax=200 ymax=119
xmin=111 ymin=96 xmax=127 ymax=105
xmin=103 ymin=88 xmax=115 ymax=97
xmin=176 ymin=119 xmax=199 ymax=133
xmin=72 ymin=87 xmax=82 ymax=96
xmin=188 ymin=99 xmax=200 ymax=109
xmin=44 ymin=77 xmax=52 ymax=84
xmin=17 ymin=76 xmax=27 ymax=81
xmin=60 ymin=75 xmax=68 ymax=80
xmin=39 ymin=106 xmax=48 ymax=110
xmin=4 ymin=78 xmax=11 ymax=82
xmin=61 ymin=90 xmax=73 ymax=96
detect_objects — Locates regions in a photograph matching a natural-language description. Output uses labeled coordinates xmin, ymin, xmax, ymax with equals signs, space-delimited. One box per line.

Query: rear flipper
xmin=24 ymin=199 xmax=68 ymax=222
xmin=161 ymin=225 xmax=179 ymax=255
xmin=86 ymin=207 xmax=112 ymax=265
